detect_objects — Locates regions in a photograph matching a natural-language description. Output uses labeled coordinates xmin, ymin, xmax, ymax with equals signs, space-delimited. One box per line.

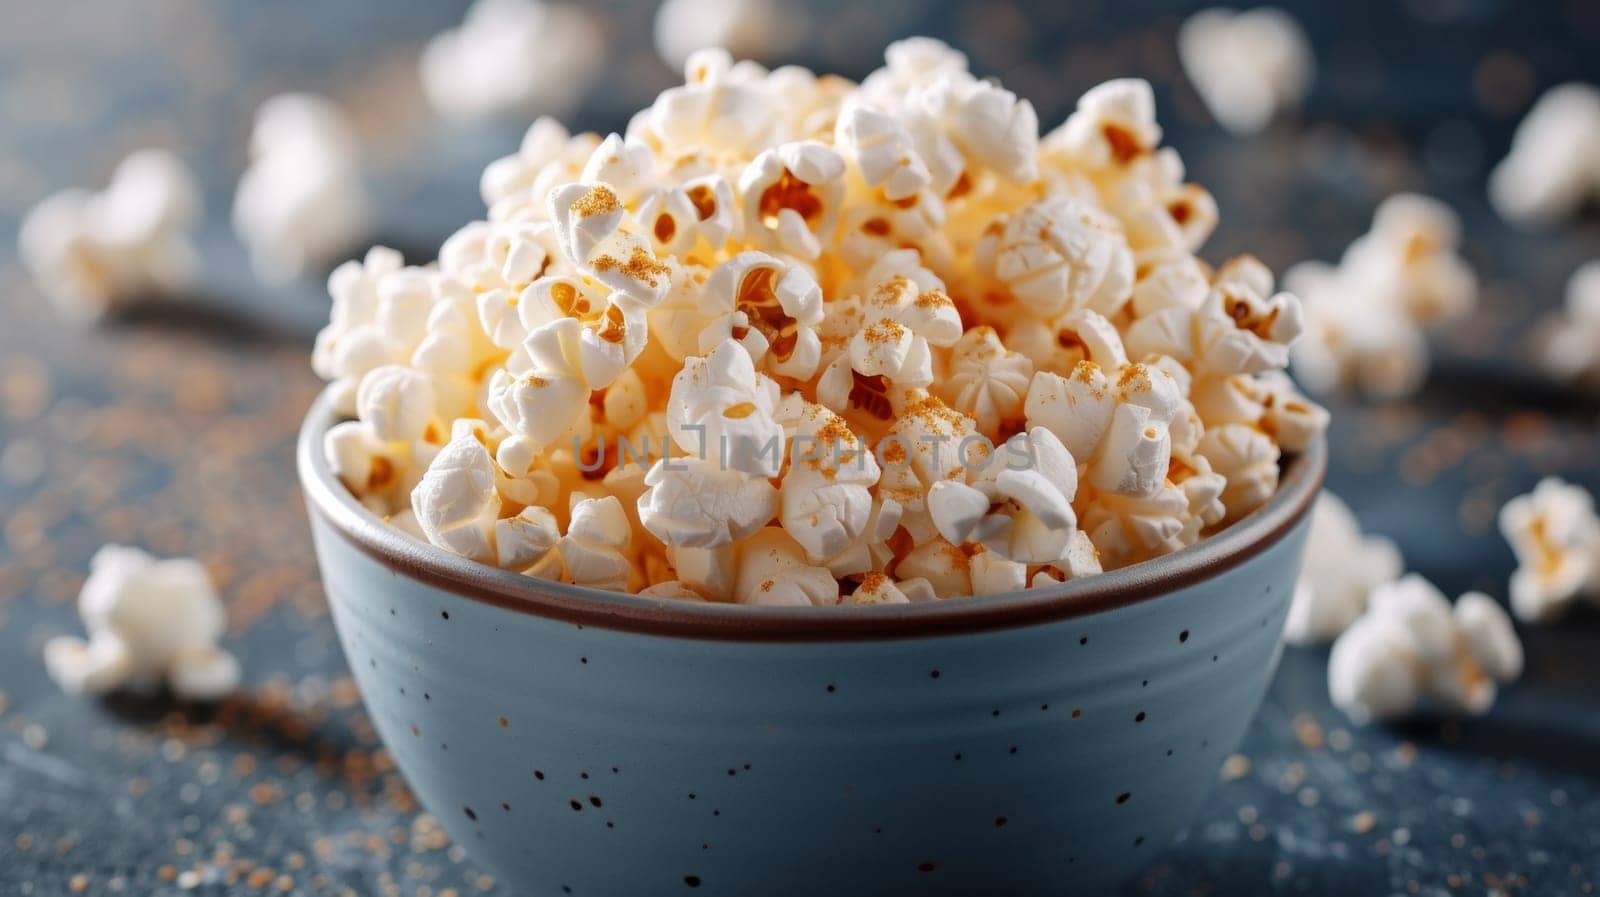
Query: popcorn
xmin=1286 ymin=195 xmax=1473 ymax=399
xmin=638 ymin=580 xmax=710 ymax=601
xmin=481 ymin=117 xmax=573 ymax=209
xmin=1284 ymin=491 xmax=1404 ymax=644
xmin=315 ymin=41 xmax=1324 ymax=603
xmin=1048 ymin=79 xmax=1162 ymax=174
xmin=738 ymin=141 xmax=846 ymax=259
xmin=928 ymin=427 xmax=1083 ymax=564
xmin=1125 ymin=260 xmax=1304 ymax=378
xmin=638 ymin=457 xmax=777 ymax=548
xmin=496 ymin=506 xmax=564 ymax=578
xmin=646 ymin=49 xmax=777 ymax=160
xmin=1544 ymin=261 xmax=1600 ymax=385
xmin=558 ymin=496 xmax=633 ymax=591
xmin=653 ymin=0 xmax=800 ymax=71
xmin=1177 ymin=7 xmax=1313 ymax=135
xmin=19 ymin=149 xmax=200 ymax=321
xmin=847 ymin=572 xmax=912 ymax=606
xmin=1196 ymin=423 xmax=1279 ymax=523
xmin=233 ymin=94 xmax=370 ymax=284
xmin=836 ymin=100 xmax=933 ymax=202
xmin=1286 ymin=261 xmax=1428 ymax=399
xmin=1024 ymin=349 xmax=1187 ymax=503
xmin=421 ymin=0 xmax=603 ymax=122
xmin=937 ymin=326 xmax=1034 ymax=436
xmin=780 ymin=401 xmax=882 ymax=562
xmin=1328 ymin=576 xmax=1522 ymax=724
xmin=356 ymin=365 xmax=440 ymax=444
xmin=667 ymin=339 xmax=785 ymax=476
xmin=699 ymin=252 xmax=825 ymax=378
xmin=734 ymin=528 xmax=839 ymax=606
xmin=44 ymin=545 xmax=239 ymax=700
xmin=411 ymin=424 xmax=502 ymax=564
xmin=1104 ymin=150 xmax=1219 ymax=262
xmin=638 ymin=176 xmax=740 ymax=256
xmin=1498 ymin=478 xmax=1600 ymax=622
xmin=817 ymin=260 xmax=964 ymax=407
xmin=1341 ymin=195 xmax=1476 ymax=326
xmin=981 ymin=195 xmax=1136 ymax=318
xmin=486 ymin=320 xmax=593 ymax=449
xmin=1488 ymin=83 xmax=1600 ymax=226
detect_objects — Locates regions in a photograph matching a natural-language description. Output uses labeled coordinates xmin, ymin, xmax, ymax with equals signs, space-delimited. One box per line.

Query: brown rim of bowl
xmin=299 ymin=389 xmax=1325 ymax=642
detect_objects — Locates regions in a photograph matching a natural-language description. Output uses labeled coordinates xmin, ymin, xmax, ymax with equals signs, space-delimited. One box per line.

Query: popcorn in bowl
xmin=315 ymin=40 xmax=1328 ymax=604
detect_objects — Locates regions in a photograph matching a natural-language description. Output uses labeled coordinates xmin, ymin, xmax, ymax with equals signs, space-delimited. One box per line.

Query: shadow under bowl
xmin=298 ymin=389 xmax=1324 ymax=896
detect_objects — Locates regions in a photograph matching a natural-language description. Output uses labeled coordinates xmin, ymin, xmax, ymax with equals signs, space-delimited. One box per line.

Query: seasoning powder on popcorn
xmin=314 ymin=40 xmax=1327 ymax=605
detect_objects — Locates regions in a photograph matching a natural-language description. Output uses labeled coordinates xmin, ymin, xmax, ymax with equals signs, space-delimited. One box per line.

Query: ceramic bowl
xmin=298 ymin=390 xmax=1324 ymax=895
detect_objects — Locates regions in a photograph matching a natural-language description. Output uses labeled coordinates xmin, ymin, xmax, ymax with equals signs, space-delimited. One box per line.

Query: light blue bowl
xmin=298 ymin=391 xmax=1322 ymax=895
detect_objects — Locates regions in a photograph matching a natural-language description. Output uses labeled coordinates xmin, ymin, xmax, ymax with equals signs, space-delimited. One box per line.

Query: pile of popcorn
xmin=316 ymin=40 xmax=1328 ymax=606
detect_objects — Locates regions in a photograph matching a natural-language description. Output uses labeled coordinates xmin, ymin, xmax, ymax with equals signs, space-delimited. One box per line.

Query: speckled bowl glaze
xmin=298 ymin=391 xmax=1323 ymax=896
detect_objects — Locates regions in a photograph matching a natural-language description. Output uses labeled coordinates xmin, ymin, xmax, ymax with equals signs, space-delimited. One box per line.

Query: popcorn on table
xmin=1177 ymin=7 xmax=1313 ymax=136
xmin=316 ymin=40 xmax=1327 ymax=603
xmin=1544 ymin=261 xmax=1600 ymax=386
xmin=1289 ymin=193 xmax=1475 ymax=399
xmin=1328 ymin=575 xmax=1521 ymax=724
xmin=1488 ymin=83 xmax=1600 ymax=226
xmin=1284 ymin=490 xmax=1403 ymax=644
xmin=18 ymin=149 xmax=200 ymax=321
xmin=233 ymin=93 xmax=371 ymax=284
xmin=44 ymin=545 xmax=239 ymax=700
xmin=653 ymin=0 xmax=802 ymax=72
xmin=1498 ymin=477 xmax=1600 ymax=622
xmin=421 ymin=0 xmax=603 ymax=122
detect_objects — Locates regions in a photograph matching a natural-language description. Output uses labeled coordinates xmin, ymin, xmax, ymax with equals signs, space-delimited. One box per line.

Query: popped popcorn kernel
xmin=316 ymin=40 xmax=1325 ymax=601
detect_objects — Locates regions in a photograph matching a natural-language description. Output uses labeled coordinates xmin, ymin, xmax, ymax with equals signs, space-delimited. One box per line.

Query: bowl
xmin=298 ymin=389 xmax=1324 ymax=895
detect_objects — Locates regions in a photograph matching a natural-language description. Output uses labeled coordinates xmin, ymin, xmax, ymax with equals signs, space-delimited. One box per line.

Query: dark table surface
xmin=2 ymin=1 xmax=1598 ymax=894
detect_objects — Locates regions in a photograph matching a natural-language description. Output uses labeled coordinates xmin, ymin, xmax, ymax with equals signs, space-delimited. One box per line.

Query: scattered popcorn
xmin=1488 ymin=83 xmax=1600 ymax=226
xmin=1543 ymin=261 xmax=1600 ymax=386
xmin=421 ymin=0 xmax=603 ymax=122
xmin=1328 ymin=575 xmax=1521 ymax=724
xmin=1177 ymin=7 xmax=1313 ymax=135
xmin=1288 ymin=194 xmax=1475 ymax=399
xmin=233 ymin=93 xmax=371 ymax=284
xmin=1498 ymin=477 xmax=1600 ymax=622
xmin=18 ymin=149 xmax=200 ymax=321
xmin=317 ymin=39 xmax=1326 ymax=602
xmin=44 ymin=546 xmax=239 ymax=700
xmin=1284 ymin=491 xmax=1404 ymax=644
xmin=653 ymin=0 xmax=801 ymax=71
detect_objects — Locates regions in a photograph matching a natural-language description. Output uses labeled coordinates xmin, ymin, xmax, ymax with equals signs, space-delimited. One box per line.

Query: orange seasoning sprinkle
xmin=570 ymin=185 xmax=620 ymax=218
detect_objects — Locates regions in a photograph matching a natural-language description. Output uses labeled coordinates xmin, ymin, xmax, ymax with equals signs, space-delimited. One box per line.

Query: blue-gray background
xmin=0 ymin=1 xmax=1597 ymax=894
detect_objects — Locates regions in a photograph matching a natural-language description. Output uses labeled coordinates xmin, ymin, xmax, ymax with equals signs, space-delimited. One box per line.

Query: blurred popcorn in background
xmin=1178 ymin=7 xmax=1313 ymax=135
xmin=653 ymin=0 xmax=804 ymax=70
xmin=421 ymin=0 xmax=604 ymax=122
xmin=1543 ymin=261 xmax=1600 ymax=387
xmin=17 ymin=149 xmax=200 ymax=322
xmin=1488 ymin=83 xmax=1600 ymax=226
xmin=1285 ymin=491 xmax=1404 ymax=644
xmin=1328 ymin=575 xmax=1522 ymax=723
xmin=1498 ymin=477 xmax=1600 ymax=622
xmin=1288 ymin=194 xmax=1475 ymax=400
xmin=233 ymin=94 xmax=371 ymax=284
